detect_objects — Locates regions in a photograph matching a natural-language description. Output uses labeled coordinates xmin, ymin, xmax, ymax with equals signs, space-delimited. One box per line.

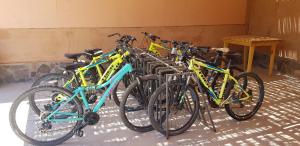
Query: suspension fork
xmin=179 ymin=75 xmax=191 ymax=104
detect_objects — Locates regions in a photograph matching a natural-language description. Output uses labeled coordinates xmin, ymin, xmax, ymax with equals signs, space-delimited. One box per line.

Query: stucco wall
xmin=248 ymin=0 xmax=300 ymax=61
xmin=0 ymin=0 xmax=247 ymax=28
xmin=0 ymin=0 xmax=248 ymax=63
xmin=0 ymin=25 xmax=246 ymax=63
xmin=0 ymin=0 xmax=248 ymax=83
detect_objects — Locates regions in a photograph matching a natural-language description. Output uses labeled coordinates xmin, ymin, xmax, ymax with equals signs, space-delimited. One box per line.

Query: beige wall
xmin=0 ymin=0 xmax=248 ymax=63
xmin=0 ymin=0 xmax=247 ymax=28
xmin=0 ymin=25 xmax=247 ymax=63
xmin=248 ymin=0 xmax=300 ymax=61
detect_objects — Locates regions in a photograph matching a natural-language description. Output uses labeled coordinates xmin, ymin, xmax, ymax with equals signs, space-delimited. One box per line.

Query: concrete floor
xmin=1 ymin=74 xmax=300 ymax=146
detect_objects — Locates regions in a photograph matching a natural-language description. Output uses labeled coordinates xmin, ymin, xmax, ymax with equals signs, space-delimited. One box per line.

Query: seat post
xmin=227 ymin=59 xmax=232 ymax=69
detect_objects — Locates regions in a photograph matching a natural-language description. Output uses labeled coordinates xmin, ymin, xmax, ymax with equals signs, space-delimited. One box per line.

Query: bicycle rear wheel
xmin=148 ymin=81 xmax=199 ymax=136
xmin=119 ymin=75 xmax=158 ymax=132
xmin=224 ymin=72 xmax=264 ymax=121
xmin=32 ymin=73 xmax=71 ymax=87
xmin=30 ymin=73 xmax=75 ymax=116
xmin=9 ymin=86 xmax=83 ymax=146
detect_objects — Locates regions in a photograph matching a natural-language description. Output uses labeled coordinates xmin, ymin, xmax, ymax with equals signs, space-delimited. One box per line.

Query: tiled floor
xmin=0 ymin=74 xmax=300 ymax=146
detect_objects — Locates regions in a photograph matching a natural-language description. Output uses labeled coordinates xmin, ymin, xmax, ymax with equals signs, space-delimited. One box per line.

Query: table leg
xmin=243 ymin=46 xmax=248 ymax=70
xmin=269 ymin=45 xmax=277 ymax=76
xmin=224 ymin=42 xmax=229 ymax=48
xmin=247 ymin=46 xmax=255 ymax=72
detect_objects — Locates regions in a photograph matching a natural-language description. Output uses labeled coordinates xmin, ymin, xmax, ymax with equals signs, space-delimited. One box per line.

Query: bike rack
xmin=165 ymin=73 xmax=216 ymax=139
xmin=137 ymin=50 xmax=216 ymax=139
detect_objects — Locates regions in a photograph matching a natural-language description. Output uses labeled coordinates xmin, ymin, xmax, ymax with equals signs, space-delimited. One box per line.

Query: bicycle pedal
xmin=75 ymin=130 xmax=84 ymax=137
xmin=87 ymin=95 xmax=97 ymax=104
xmin=43 ymin=104 xmax=52 ymax=111
xmin=232 ymin=95 xmax=240 ymax=104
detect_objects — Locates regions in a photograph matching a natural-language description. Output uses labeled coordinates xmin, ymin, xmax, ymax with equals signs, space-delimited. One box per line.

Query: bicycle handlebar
xmin=141 ymin=32 xmax=160 ymax=41
xmin=107 ymin=33 xmax=121 ymax=37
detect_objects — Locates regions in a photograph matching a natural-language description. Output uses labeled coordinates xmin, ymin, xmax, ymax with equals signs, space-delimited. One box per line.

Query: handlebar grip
xmin=131 ymin=36 xmax=137 ymax=42
xmin=141 ymin=32 xmax=149 ymax=35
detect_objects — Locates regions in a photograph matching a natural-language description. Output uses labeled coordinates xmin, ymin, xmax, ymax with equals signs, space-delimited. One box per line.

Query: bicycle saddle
xmin=142 ymin=32 xmax=160 ymax=41
xmin=212 ymin=48 xmax=230 ymax=53
xmin=85 ymin=48 xmax=102 ymax=55
xmin=161 ymin=40 xmax=171 ymax=44
xmin=195 ymin=46 xmax=210 ymax=53
xmin=181 ymin=41 xmax=190 ymax=45
xmin=64 ymin=53 xmax=85 ymax=60
xmin=65 ymin=62 xmax=88 ymax=70
xmin=225 ymin=52 xmax=242 ymax=58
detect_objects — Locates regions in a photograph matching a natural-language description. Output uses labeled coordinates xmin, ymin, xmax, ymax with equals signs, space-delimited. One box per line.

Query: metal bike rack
xmin=135 ymin=48 xmax=216 ymax=139
xmin=165 ymin=73 xmax=216 ymax=139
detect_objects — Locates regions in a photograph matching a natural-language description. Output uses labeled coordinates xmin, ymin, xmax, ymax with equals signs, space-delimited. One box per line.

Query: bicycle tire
xmin=148 ymin=81 xmax=199 ymax=136
xmin=112 ymin=74 xmax=134 ymax=106
xmin=9 ymin=86 xmax=83 ymax=146
xmin=32 ymin=73 xmax=71 ymax=87
xmin=119 ymin=74 xmax=158 ymax=132
xmin=224 ymin=72 xmax=264 ymax=121
xmin=30 ymin=73 xmax=73 ymax=116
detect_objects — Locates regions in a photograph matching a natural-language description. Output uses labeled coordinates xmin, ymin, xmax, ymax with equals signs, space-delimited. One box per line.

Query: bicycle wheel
xmin=224 ymin=72 xmax=264 ymax=121
xmin=30 ymin=73 xmax=76 ymax=116
xmin=148 ymin=81 xmax=199 ymax=136
xmin=32 ymin=73 xmax=72 ymax=87
xmin=9 ymin=86 xmax=83 ymax=146
xmin=112 ymin=74 xmax=135 ymax=106
xmin=120 ymin=75 xmax=158 ymax=132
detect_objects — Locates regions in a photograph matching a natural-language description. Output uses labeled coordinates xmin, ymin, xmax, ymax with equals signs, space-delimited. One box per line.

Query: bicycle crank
xmin=84 ymin=112 xmax=100 ymax=125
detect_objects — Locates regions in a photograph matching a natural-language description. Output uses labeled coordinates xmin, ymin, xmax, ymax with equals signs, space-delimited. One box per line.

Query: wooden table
xmin=223 ymin=35 xmax=281 ymax=76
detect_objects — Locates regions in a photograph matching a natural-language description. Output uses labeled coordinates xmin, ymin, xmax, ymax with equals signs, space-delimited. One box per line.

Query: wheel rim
xmin=11 ymin=87 xmax=82 ymax=143
xmin=228 ymin=74 xmax=263 ymax=117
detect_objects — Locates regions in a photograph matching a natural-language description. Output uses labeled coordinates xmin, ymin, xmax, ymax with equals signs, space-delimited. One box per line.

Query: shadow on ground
xmin=1 ymin=75 xmax=300 ymax=146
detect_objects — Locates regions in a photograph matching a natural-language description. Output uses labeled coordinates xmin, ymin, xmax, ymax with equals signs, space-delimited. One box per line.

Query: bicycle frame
xmin=63 ymin=51 xmax=119 ymax=88
xmin=46 ymin=63 xmax=134 ymax=123
xmin=148 ymin=42 xmax=169 ymax=56
xmin=188 ymin=58 xmax=250 ymax=106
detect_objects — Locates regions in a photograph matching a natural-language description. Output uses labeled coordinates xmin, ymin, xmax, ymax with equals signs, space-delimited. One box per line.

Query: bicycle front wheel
xmin=224 ymin=72 xmax=264 ymax=121
xmin=120 ymin=74 xmax=159 ymax=132
xmin=9 ymin=86 xmax=83 ymax=146
xmin=148 ymin=81 xmax=199 ymax=136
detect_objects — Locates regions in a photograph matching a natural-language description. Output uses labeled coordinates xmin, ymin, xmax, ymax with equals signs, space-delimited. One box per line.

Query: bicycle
xmin=119 ymin=40 xmax=245 ymax=133
xmin=28 ymin=34 xmax=137 ymax=117
xmin=147 ymin=46 xmax=264 ymax=136
xmin=31 ymin=34 xmax=129 ymax=88
xmin=118 ymin=42 xmax=227 ymax=133
xmin=9 ymin=48 xmax=140 ymax=145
